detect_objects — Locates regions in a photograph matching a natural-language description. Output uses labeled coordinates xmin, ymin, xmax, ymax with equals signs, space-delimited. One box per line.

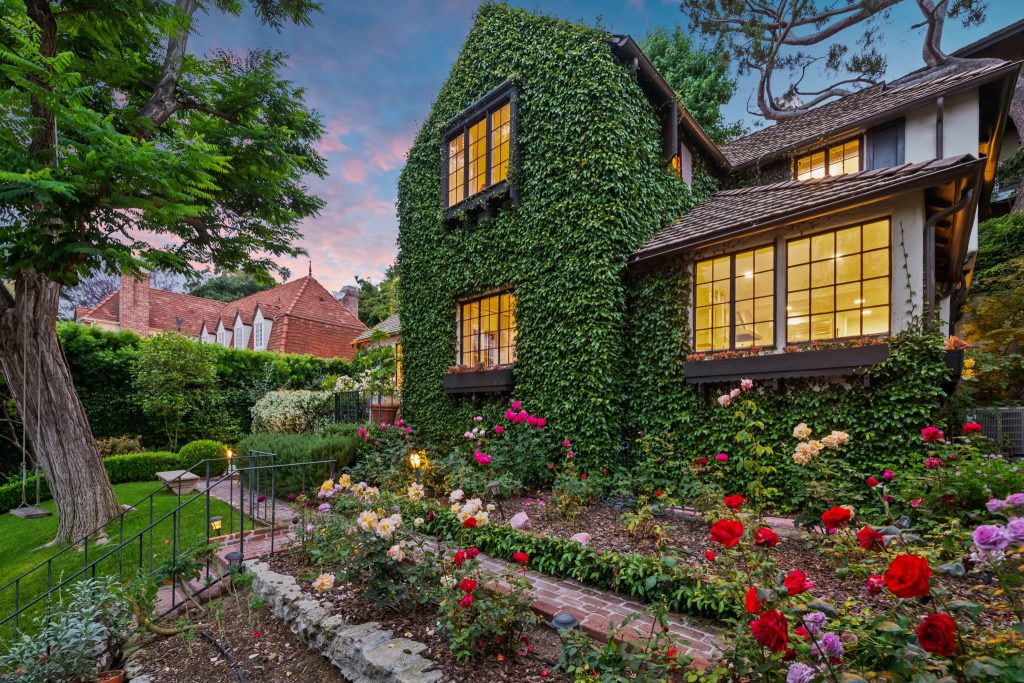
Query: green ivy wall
xmin=397 ymin=3 xmax=712 ymax=460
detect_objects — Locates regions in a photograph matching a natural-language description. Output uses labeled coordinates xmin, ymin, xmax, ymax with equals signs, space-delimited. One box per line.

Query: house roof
xmin=148 ymin=289 xmax=228 ymax=336
xmin=953 ymin=18 xmax=1024 ymax=59
xmin=353 ymin=312 xmax=401 ymax=345
xmin=632 ymin=154 xmax=985 ymax=263
xmin=719 ymin=60 xmax=1019 ymax=170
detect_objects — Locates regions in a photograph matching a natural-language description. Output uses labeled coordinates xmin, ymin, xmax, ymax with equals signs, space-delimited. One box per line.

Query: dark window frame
xmin=692 ymin=245 xmax=776 ymax=353
xmin=792 ymin=136 xmax=863 ymax=181
xmin=457 ymin=290 xmax=517 ymax=368
xmin=441 ymin=81 xmax=519 ymax=220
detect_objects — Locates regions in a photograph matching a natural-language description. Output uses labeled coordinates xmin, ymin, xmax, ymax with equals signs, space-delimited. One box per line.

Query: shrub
xmin=102 ymin=452 xmax=181 ymax=484
xmin=177 ymin=440 xmax=228 ymax=469
xmin=250 ymin=389 xmax=333 ymax=434
xmin=96 ymin=435 xmax=145 ymax=457
xmin=239 ymin=432 xmax=358 ymax=496
xmin=0 ymin=577 xmax=134 ymax=682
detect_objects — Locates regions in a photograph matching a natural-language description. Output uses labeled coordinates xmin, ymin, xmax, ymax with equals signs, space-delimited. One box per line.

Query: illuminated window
xmin=694 ymin=246 xmax=774 ymax=352
xmin=443 ymin=87 xmax=514 ymax=209
xmin=490 ymin=102 xmax=511 ymax=184
xmin=786 ymin=219 xmax=890 ymax=343
xmin=459 ymin=292 xmax=517 ymax=367
xmin=395 ymin=342 xmax=403 ymax=389
xmin=795 ymin=139 xmax=860 ymax=180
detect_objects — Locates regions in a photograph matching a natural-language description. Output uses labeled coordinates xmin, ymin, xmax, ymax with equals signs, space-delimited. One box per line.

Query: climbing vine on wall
xmin=397 ymin=2 xmax=713 ymax=460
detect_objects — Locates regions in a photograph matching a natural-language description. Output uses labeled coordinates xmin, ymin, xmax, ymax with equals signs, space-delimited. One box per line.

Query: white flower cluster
xmin=406 ymin=482 xmax=424 ymax=501
xmin=251 ymin=389 xmax=333 ymax=434
xmin=792 ymin=423 xmax=850 ymax=465
xmin=450 ymin=495 xmax=490 ymax=526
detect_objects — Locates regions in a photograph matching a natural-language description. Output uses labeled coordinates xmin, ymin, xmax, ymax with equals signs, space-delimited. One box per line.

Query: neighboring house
xmin=352 ymin=313 xmax=403 ymax=388
xmin=396 ymin=5 xmax=1020 ymax=458
xmin=75 ymin=274 xmax=368 ymax=360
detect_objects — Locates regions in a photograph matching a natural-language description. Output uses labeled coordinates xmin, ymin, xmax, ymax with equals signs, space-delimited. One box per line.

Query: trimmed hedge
xmin=0 ymin=442 xmax=230 ymax=512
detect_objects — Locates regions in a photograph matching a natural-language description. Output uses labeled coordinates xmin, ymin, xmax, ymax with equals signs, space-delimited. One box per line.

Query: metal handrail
xmin=0 ymin=453 xmax=271 ymax=595
xmin=0 ymin=455 xmax=336 ymax=637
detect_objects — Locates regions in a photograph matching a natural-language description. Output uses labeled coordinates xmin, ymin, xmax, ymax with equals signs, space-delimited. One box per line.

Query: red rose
xmin=820 ymin=506 xmax=852 ymax=530
xmin=723 ymin=494 xmax=746 ymax=510
xmin=459 ymin=593 xmax=473 ymax=609
xmin=695 ymin=457 xmax=709 ymax=466
xmin=654 ymin=491 xmax=663 ymax=497
xmin=454 ymin=550 xmax=466 ymax=566
xmin=513 ymin=551 xmax=529 ymax=565
xmin=704 ymin=551 xmax=716 ymax=562
xmin=962 ymin=421 xmax=982 ymax=434
xmin=744 ymin=586 xmax=763 ymax=613
xmin=709 ymin=519 xmax=744 ymax=548
xmin=794 ymin=626 xmax=810 ymax=639
xmin=749 ymin=610 xmax=788 ymax=652
xmin=581 ymin=473 xmax=587 ymax=480
xmin=916 ymin=613 xmax=957 ymax=656
xmin=463 ymin=517 xmax=477 ymax=529
xmin=866 ymin=476 xmax=879 ymax=487
xmin=884 ymin=554 xmax=933 ymax=599
xmin=459 ymin=578 xmax=477 ymax=593
xmin=856 ymin=526 xmax=885 ymax=551
xmin=783 ymin=570 xmax=813 ymax=596
xmin=466 ymin=547 xmax=480 ymax=559
xmin=921 ymin=426 xmax=944 ymax=443
xmin=754 ymin=526 xmax=779 ymax=547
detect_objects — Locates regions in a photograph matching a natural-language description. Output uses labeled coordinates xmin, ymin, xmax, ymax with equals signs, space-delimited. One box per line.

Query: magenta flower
xmin=511 ymin=400 xmax=522 ymax=410
xmin=504 ymin=409 xmax=515 ymax=420
xmin=883 ymin=469 xmax=894 ymax=481
xmin=716 ymin=452 xmax=729 ymax=462
xmin=494 ymin=425 xmax=505 ymax=434
xmin=474 ymin=451 xmax=492 ymax=465
xmin=563 ymin=440 xmax=571 ymax=448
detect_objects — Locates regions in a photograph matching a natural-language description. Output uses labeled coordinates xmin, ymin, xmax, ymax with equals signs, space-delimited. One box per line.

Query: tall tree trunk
xmin=0 ymin=271 xmax=120 ymax=542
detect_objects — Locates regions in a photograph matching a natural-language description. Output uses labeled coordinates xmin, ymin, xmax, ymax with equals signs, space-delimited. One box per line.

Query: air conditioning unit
xmin=968 ymin=407 xmax=1024 ymax=455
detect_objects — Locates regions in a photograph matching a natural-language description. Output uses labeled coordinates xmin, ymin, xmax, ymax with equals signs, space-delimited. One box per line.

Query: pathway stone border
xmin=245 ymin=560 xmax=446 ymax=683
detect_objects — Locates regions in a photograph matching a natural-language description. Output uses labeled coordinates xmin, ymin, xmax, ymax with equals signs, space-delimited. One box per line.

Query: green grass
xmin=0 ymin=481 xmax=249 ymax=640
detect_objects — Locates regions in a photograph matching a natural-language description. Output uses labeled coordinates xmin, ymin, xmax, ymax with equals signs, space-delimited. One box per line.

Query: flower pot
xmin=97 ymin=670 xmax=125 ymax=683
xmin=370 ymin=404 xmax=400 ymax=426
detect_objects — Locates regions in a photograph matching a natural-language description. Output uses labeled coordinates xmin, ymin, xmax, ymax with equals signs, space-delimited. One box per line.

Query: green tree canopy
xmin=352 ymin=263 xmax=398 ymax=326
xmin=188 ymin=271 xmax=279 ymax=302
xmin=641 ymin=26 xmax=744 ymax=143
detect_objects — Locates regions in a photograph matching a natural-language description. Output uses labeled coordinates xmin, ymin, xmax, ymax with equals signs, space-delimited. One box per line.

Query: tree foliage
xmin=679 ymin=0 xmax=990 ymax=121
xmin=187 ymin=271 xmax=278 ymax=302
xmin=640 ymin=26 xmax=745 ymax=143
xmin=352 ymin=263 xmax=399 ymax=326
xmin=0 ymin=0 xmax=326 ymax=285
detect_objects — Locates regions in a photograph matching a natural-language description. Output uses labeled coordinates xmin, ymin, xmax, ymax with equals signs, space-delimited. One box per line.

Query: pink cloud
xmin=366 ymin=130 xmax=415 ymax=172
xmin=317 ymin=136 xmax=348 ymax=153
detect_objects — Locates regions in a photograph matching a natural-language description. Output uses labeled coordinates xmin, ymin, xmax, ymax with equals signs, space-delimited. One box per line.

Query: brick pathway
xmin=156 ymin=478 xmax=725 ymax=664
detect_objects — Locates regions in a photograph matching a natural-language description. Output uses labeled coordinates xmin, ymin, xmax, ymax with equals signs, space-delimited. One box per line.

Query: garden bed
xmin=492 ymin=496 xmax=1011 ymax=628
xmin=266 ymin=549 xmax=565 ymax=682
xmin=128 ymin=590 xmax=343 ymax=682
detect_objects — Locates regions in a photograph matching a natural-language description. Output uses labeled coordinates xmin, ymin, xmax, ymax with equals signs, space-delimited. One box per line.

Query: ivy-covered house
xmin=397 ymin=3 xmax=1020 ymax=482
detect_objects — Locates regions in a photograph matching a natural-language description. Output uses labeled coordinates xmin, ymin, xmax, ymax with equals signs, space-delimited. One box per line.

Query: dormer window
xmin=795 ymin=139 xmax=861 ymax=180
xmin=254 ymin=322 xmax=264 ymax=350
xmin=442 ymin=82 xmax=516 ymax=215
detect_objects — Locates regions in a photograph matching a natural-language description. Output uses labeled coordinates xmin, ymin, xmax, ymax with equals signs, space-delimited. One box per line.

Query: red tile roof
xmin=75 ymin=275 xmax=367 ymax=359
xmin=633 ymin=154 xmax=985 ymax=262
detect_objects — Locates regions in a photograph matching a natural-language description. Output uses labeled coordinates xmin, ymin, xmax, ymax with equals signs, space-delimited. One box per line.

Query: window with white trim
xmin=254 ymin=322 xmax=264 ymax=350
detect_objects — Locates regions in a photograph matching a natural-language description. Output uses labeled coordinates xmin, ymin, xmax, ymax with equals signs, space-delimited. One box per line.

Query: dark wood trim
xmin=683 ymin=344 xmax=890 ymax=384
xmin=943 ymin=348 xmax=964 ymax=394
xmin=443 ymin=367 xmax=515 ymax=395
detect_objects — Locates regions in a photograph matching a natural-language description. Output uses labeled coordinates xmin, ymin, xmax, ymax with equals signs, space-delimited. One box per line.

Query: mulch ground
xmin=130 ymin=588 xmax=345 ymax=682
xmin=499 ymin=495 xmax=1008 ymax=626
xmin=267 ymin=550 xmax=566 ymax=682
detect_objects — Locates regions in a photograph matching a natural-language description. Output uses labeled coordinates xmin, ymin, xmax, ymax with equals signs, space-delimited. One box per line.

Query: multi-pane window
xmin=444 ymin=97 xmax=513 ymax=208
xmin=254 ymin=322 xmax=264 ymax=350
xmin=795 ymin=139 xmax=860 ymax=180
xmin=694 ymin=246 xmax=774 ymax=352
xmin=786 ymin=219 xmax=890 ymax=342
xmin=459 ymin=292 xmax=517 ymax=367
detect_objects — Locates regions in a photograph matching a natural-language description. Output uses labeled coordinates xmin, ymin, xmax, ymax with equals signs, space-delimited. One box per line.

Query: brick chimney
xmin=119 ymin=273 xmax=151 ymax=335
xmin=339 ymin=284 xmax=360 ymax=318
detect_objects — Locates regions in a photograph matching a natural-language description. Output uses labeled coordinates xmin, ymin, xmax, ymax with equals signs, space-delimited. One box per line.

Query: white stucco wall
xmin=686 ymin=191 xmax=948 ymax=350
xmin=904 ymin=89 xmax=979 ymax=164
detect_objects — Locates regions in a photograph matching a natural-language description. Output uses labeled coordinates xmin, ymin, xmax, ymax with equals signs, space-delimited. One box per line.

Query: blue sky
xmin=191 ymin=0 xmax=1022 ymax=292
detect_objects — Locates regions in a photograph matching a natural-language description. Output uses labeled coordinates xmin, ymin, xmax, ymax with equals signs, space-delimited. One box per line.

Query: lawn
xmin=0 ymin=481 xmax=250 ymax=640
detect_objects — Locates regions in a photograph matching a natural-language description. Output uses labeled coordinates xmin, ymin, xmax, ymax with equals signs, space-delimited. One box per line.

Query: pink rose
xmin=740 ymin=379 xmax=753 ymax=391
xmin=910 ymin=498 xmax=924 ymax=508
xmin=883 ymin=469 xmax=894 ymax=481
xmin=536 ymin=417 xmax=546 ymax=428
xmin=504 ymin=409 xmax=515 ymax=420
xmin=475 ymin=452 xmax=492 ymax=465
xmin=563 ymin=439 xmax=572 ymax=448
xmin=921 ymin=426 xmax=944 ymax=443
xmin=730 ymin=388 xmax=741 ymax=399
xmin=511 ymin=400 xmax=522 ymax=410
xmin=716 ymin=452 xmax=729 ymax=462
xmin=717 ymin=394 xmax=732 ymax=407
xmin=494 ymin=425 xmax=505 ymax=434
xmin=459 ymin=594 xmax=473 ymax=609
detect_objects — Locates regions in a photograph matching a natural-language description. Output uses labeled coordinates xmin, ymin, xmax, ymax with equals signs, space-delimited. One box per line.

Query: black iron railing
xmin=0 ymin=453 xmax=334 ymax=639
xmin=333 ymin=389 xmax=401 ymax=424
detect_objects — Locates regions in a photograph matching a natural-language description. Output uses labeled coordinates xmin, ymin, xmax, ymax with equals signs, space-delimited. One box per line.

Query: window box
xmin=443 ymin=367 xmax=515 ymax=395
xmin=444 ymin=178 xmax=516 ymax=224
xmin=684 ymin=343 xmax=890 ymax=384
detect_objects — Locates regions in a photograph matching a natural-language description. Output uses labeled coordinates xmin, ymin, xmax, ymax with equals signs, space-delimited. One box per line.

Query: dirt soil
xmin=268 ymin=551 xmax=566 ymax=682
xmin=499 ymin=495 xmax=1008 ymax=626
xmin=129 ymin=588 xmax=346 ymax=682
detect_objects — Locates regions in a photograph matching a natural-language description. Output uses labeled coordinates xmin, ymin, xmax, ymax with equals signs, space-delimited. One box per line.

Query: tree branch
xmin=176 ymin=100 xmax=237 ymax=124
xmin=136 ymin=0 xmax=198 ymax=132
xmin=916 ymin=0 xmax=948 ymax=68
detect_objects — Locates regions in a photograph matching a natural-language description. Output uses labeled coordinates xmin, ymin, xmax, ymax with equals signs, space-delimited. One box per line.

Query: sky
xmin=190 ymin=0 xmax=1022 ymax=293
